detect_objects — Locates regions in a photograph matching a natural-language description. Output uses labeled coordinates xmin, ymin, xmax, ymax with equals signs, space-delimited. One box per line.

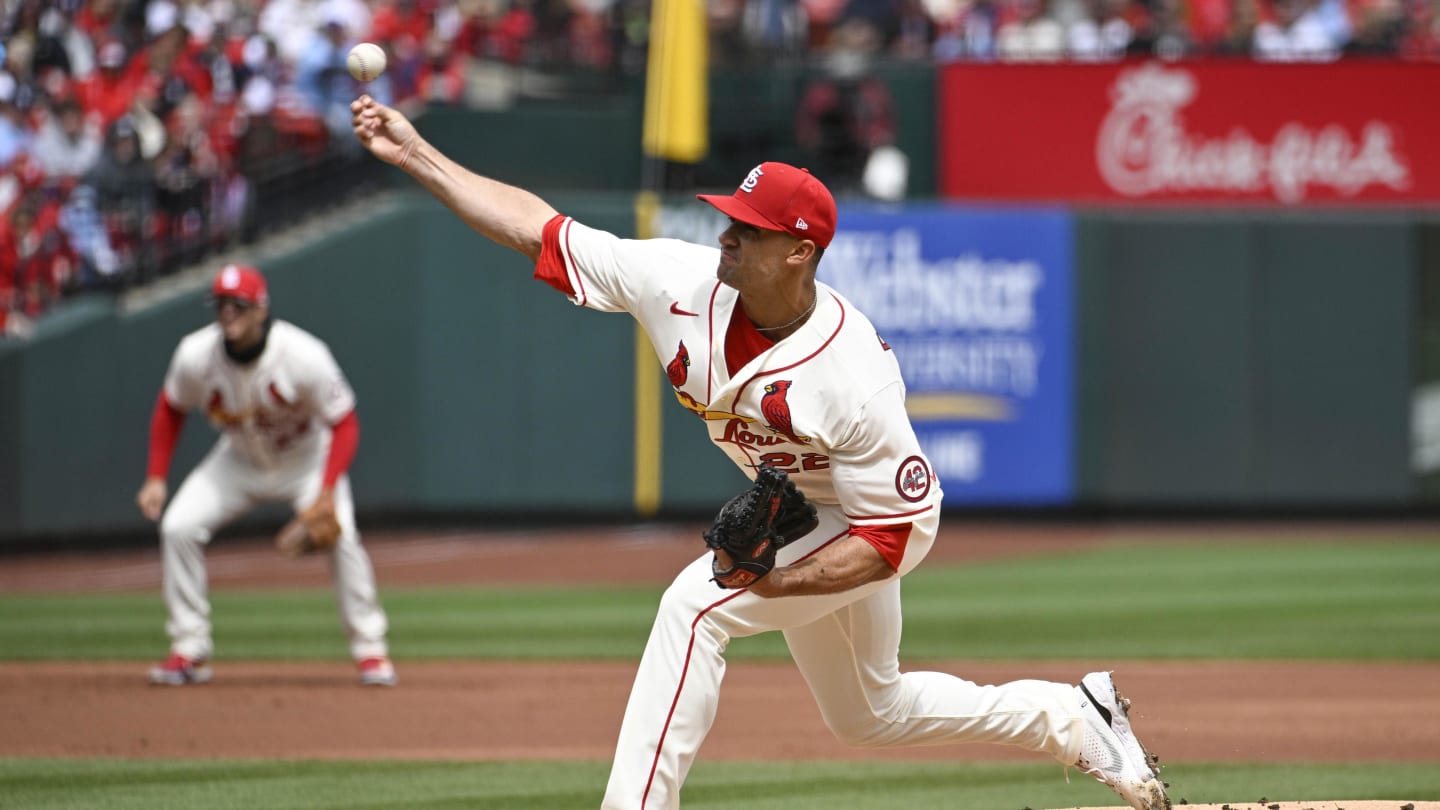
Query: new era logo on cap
xmin=697 ymin=162 xmax=837 ymax=248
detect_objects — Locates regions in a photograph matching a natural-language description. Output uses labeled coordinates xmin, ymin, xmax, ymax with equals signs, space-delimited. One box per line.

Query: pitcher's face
xmin=716 ymin=219 xmax=805 ymax=291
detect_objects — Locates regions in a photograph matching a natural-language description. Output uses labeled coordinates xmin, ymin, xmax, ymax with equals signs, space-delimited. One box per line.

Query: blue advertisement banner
xmin=823 ymin=205 xmax=1075 ymax=505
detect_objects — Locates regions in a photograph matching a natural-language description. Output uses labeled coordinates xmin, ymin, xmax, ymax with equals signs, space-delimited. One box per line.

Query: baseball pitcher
xmin=350 ymin=96 xmax=1170 ymax=809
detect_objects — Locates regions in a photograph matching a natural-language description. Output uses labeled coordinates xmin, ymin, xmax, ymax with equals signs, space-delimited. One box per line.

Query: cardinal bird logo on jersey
xmin=760 ymin=380 xmax=812 ymax=444
xmin=666 ymin=341 xmax=690 ymax=387
xmin=206 ymin=390 xmax=243 ymax=427
xmin=268 ymin=382 xmax=293 ymax=407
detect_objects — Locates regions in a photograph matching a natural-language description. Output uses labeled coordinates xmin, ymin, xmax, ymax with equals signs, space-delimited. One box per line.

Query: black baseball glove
xmin=703 ymin=465 xmax=819 ymax=589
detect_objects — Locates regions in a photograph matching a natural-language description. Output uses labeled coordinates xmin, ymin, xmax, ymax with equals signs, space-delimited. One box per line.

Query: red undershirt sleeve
xmin=322 ymin=410 xmax=359 ymax=489
xmin=145 ymin=391 xmax=186 ymax=479
xmin=533 ymin=213 xmax=576 ymax=296
xmin=849 ymin=522 xmax=913 ymax=571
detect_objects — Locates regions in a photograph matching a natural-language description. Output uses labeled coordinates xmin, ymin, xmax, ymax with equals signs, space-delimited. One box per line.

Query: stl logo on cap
xmin=212 ymin=264 xmax=269 ymax=305
xmin=695 ymin=161 xmax=838 ymax=248
xmin=740 ymin=165 xmax=764 ymax=193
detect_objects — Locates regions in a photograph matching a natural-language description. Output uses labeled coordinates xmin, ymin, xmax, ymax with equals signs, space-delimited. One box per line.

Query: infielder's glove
xmin=703 ymin=465 xmax=818 ymax=589
xmin=275 ymin=495 xmax=342 ymax=557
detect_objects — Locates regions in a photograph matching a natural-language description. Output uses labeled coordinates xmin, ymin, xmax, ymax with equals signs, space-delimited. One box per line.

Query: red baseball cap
xmin=698 ymin=162 xmax=837 ymax=248
xmin=211 ymin=264 xmax=268 ymax=305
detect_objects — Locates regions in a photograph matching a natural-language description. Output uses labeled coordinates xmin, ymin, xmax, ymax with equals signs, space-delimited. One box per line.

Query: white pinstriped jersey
xmin=163 ymin=320 xmax=355 ymax=468
xmin=544 ymin=217 xmax=941 ymax=525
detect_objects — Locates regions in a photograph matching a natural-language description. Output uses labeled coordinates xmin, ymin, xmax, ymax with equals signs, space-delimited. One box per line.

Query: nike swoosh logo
xmin=670 ymin=303 xmax=699 ymax=317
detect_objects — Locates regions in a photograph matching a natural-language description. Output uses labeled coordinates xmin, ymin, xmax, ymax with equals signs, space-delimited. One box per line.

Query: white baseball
xmin=347 ymin=42 xmax=387 ymax=83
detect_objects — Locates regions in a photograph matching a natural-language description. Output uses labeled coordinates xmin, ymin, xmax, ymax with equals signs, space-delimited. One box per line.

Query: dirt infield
xmin=4 ymin=659 xmax=1439 ymax=765
xmin=3 ymin=522 xmax=1438 ymax=810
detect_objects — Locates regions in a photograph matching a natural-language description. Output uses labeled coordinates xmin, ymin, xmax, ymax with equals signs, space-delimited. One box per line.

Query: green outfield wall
xmin=1076 ymin=211 xmax=1417 ymax=509
xmin=0 ymin=193 xmax=654 ymax=540
xmin=1416 ymin=219 xmax=1440 ymax=499
xmin=410 ymin=101 xmax=643 ymax=192
xmin=0 ymin=195 xmax=1432 ymax=542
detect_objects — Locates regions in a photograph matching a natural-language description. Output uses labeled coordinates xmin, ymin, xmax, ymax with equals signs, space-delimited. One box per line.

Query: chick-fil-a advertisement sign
xmin=939 ymin=61 xmax=1440 ymax=204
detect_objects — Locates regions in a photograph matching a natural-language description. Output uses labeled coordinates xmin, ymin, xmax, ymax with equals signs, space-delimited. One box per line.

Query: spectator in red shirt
xmin=5 ymin=189 xmax=77 ymax=317
xmin=456 ymin=0 xmax=538 ymax=64
xmin=131 ymin=18 xmax=215 ymax=125
xmin=72 ymin=0 xmax=126 ymax=41
xmin=415 ymin=33 xmax=468 ymax=105
xmin=1401 ymin=0 xmax=1440 ymax=56
xmin=0 ymin=214 xmax=15 ymax=317
xmin=74 ymin=40 xmax=145 ymax=129
xmin=372 ymin=0 xmax=435 ymax=51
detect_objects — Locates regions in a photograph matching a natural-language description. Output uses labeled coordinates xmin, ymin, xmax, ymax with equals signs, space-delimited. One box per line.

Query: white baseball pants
xmin=158 ymin=439 xmax=390 ymax=662
xmin=601 ymin=507 xmax=1085 ymax=810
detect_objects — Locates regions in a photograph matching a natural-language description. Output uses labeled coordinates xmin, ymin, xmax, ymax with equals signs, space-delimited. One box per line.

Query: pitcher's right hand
xmin=352 ymin=94 xmax=420 ymax=169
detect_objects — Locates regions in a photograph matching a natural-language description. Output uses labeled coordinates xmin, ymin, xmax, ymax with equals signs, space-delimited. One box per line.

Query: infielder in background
xmin=350 ymin=95 xmax=1170 ymax=810
xmin=136 ymin=264 xmax=397 ymax=688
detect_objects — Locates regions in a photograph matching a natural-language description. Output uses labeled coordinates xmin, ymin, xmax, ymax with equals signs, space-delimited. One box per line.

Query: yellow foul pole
xmin=634 ymin=0 xmax=708 ymax=516
xmin=642 ymin=0 xmax=709 ymax=164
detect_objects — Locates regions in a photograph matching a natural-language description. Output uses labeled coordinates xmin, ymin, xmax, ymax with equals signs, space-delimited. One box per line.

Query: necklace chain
xmin=754 ymin=290 xmax=818 ymax=333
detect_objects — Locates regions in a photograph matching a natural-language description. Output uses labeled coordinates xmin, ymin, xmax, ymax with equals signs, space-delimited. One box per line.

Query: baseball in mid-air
xmin=347 ymin=42 xmax=386 ymax=82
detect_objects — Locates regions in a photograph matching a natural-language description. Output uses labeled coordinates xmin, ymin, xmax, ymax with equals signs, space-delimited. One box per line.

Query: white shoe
xmin=357 ymin=656 xmax=398 ymax=687
xmin=149 ymin=653 xmax=212 ymax=686
xmin=1074 ymin=671 xmax=1170 ymax=810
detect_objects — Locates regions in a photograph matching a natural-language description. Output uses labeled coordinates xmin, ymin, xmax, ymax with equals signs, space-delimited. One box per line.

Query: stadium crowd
xmin=2 ymin=0 xmax=1437 ymax=336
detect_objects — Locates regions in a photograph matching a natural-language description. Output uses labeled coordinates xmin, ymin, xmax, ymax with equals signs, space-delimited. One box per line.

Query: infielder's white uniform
xmin=157 ymin=320 xmax=389 ymax=663
xmin=539 ymin=218 xmax=1088 ymax=810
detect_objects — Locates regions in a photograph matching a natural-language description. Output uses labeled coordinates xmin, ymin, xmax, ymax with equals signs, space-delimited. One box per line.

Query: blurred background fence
xmin=3 ymin=0 xmax=1439 ymax=545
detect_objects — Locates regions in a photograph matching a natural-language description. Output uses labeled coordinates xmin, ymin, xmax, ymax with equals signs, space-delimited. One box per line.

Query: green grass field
xmin=3 ymin=537 xmax=1438 ymax=808
xmin=3 ymin=539 xmax=1437 ymax=662
xmin=2 ymin=759 xmax=1438 ymax=810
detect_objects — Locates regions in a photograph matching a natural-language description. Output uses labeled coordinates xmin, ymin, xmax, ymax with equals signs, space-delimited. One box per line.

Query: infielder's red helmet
xmin=698 ymin=162 xmax=837 ymax=248
xmin=211 ymin=264 xmax=268 ymax=305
